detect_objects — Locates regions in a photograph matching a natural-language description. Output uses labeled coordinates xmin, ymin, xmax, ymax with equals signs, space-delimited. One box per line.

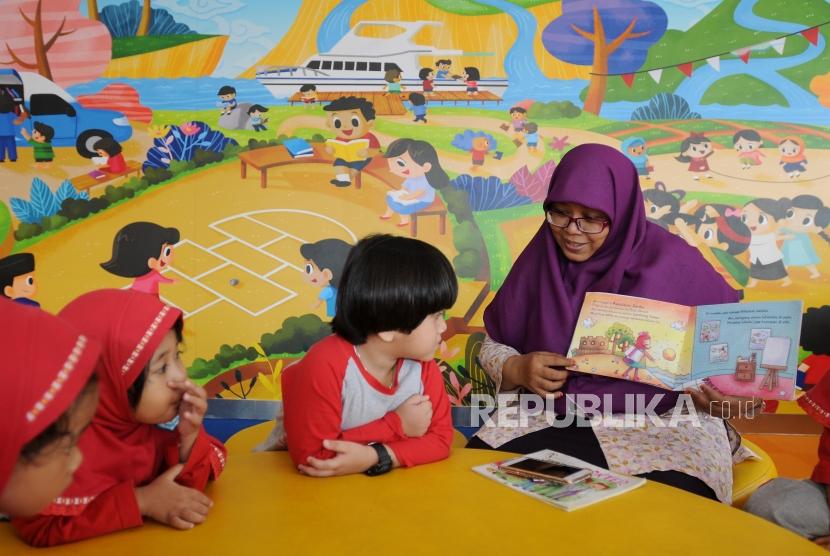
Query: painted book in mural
xmin=325 ymin=138 xmax=369 ymax=162
xmin=566 ymin=292 xmax=803 ymax=400
xmin=472 ymin=450 xmax=645 ymax=512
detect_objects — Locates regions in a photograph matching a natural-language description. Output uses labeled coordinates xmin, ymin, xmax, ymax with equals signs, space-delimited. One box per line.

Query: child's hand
xmin=358 ymin=148 xmax=369 ymax=158
xmin=299 ymin=440 xmax=380 ymax=477
xmin=135 ymin=464 xmax=213 ymax=529
xmin=170 ymin=380 xmax=208 ymax=439
xmin=395 ymin=394 xmax=433 ymax=437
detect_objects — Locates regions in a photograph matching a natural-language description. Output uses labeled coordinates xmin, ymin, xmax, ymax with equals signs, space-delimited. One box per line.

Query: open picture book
xmin=566 ymin=292 xmax=803 ymax=400
xmin=472 ymin=449 xmax=645 ymax=511
xmin=326 ymin=138 xmax=369 ymax=162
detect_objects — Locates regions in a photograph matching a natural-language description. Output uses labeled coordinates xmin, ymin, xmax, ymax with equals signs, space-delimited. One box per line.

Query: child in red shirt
xmin=14 ymin=290 xmax=227 ymax=546
xmin=281 ymin=234 xmax=457 ymax=477
xmin=0 ymin=299 xmax=101 ymax=518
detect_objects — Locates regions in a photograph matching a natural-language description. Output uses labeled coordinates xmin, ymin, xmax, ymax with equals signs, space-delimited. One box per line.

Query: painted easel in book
xmin=759 ymin=337 xmax=791 ymax=391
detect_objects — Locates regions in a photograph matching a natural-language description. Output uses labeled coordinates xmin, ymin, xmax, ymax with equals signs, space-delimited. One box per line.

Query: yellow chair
xmin=732 ymin=438 xmax=777 ymax=508
xmin=225 ymin=421 xmax=469 ymax=454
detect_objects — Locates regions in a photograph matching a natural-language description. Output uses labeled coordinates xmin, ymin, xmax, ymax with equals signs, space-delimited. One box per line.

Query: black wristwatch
xmin=364 ymin=443 xmax=393 ymax=476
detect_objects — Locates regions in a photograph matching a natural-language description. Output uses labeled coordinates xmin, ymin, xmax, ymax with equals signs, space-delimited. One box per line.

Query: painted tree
xmin=87 ymin=0 xmax=99 ymax=21
xmin=136 ymin=0 xmax=152 ymax=36
xmin=2 ymin=0 xmax=76 ymax=81
xmin=541 ymin=0 xmax=667 ymax=115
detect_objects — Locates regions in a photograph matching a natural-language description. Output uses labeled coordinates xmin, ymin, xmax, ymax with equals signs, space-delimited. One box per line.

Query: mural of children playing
xmin=435 ymin=59 xmax=451 ymax=79
xmin=380 ymin=138 xmax=450 ymax=227
xmin=0 ymin=253 xmax=39 ymax=308
xmin=217 ymin=85 xmax=238 ymax=116
xmin=781 ymin=195 xmax=829 ymax=280
xmin=675 ymin=133 xmax=713 ymax=180
xmin=733 ymin=129 xmax=764 ymax=170
xmin=323 ymin=96 xmax=380 ymax=188
xmin=299 ymin=84 xmax=318 ymax=104
xmin=621 ymin=137 xmax=652 ymax=180
xmin=247 ymin=104 xmax=269 ymax=132
xmin=621 ymin=332 xmax=656 ymax=382
xmin=779 ymin=136 xmax=807 ymax=178
xmin=100 ymin=222 xmax=180 ymax=296
xmin=419 ymin=68 xmax=435 ymax=95
xmin=524 ymin=122 xmax=540 ymax=153
xmin=742 ymin=198 xmax=791 ymax=288
xmin=93 ymin=137 xmax=126 ymax=173
xmin=406 ymin=92 xmax=428 ymax=123
xmin=300 ymin=238 xmax=352 ymax=319
xmin=452 ymin=130 xmax=497 ymax=173
xmin=0 ymin=93 xmax=26 ymax=162
xmin=20 ymin=122 xmax=55 ymax=166
xmin=462 ymin=66 xmax=480 ymax=96
xmin=384 ymin=67 xmax=404 ymax=96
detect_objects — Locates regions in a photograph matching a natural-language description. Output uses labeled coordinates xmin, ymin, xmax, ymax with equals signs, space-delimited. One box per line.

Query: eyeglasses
xmin=546 ymin=210 xmax=609 ymax=234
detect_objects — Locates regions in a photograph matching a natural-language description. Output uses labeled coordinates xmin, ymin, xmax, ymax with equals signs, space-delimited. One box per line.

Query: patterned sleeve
xmin=480 ymin=335 xmax=521 ymax=393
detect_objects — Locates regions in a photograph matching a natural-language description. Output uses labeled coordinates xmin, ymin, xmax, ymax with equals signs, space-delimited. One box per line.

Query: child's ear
xmin=3 ymin=285 xmax=12 ymax=297
xmin=377 ymin=330 xmax=396 ymax=343
xmin=322 ymin=268 xmax=333 ymax=282
xmin=422 ymin=162 xmax=432 ymax=172
xmin=147 ymin=257 xmax=159 ymax=271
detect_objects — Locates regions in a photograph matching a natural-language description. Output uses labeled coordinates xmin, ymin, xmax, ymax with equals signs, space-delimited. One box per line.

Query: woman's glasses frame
xmin=546 ymin=209 xmax=609 ymax=234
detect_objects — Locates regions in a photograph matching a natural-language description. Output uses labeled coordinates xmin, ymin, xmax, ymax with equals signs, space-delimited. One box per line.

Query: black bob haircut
xmin=127 ymin=316 xmax=185 ymax=408
xmin=0 ymin=253 xmax=35 ymax=296
xmin=418 ymin=68 xmax=433 ymax=79
xmin=217 ymin=85 xmax=236 ymax=95
xmin=299 ymin=84 xmax=317 ymax=92
xmin=408 ymin=92 xmax=426 ymax=106
xmin=323 ymin=96 xmax=376 ymax=122
xmin=464 ymin=66 xmax=481 ymax=80
xmin=92 ymin=137 xmax=122 ymax=156
xmin=247 ymin=104 xmax=269 ymax=114
xmin=331 ymin=234 xmax=458 ymax=345
xmin=100 ymin=222 xmax=181 ymax=277
xmin=33 ymin=121 xmax=54 ymax=142
xmin=300 ymin=238 xmax=353 ymax=289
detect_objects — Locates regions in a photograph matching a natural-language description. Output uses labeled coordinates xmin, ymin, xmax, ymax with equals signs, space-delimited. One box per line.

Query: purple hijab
xmin=484 ymin=144 xmax=740 ymax=413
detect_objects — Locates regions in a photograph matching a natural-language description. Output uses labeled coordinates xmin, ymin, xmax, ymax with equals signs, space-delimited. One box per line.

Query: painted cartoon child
xmin=419 ymin=68 xmax=435 ymax=96
xmin=247 ymin=104 xmax=269 ymax=132
xmin=299 ymin=84 xmax=318 ymax=104
xmin=779 ymin=136 xmax=807 ymax=178
xmin=384 ymin=68 xmax=404 ymax=96
xmin=621 ymin=137 xmax=652 ymax=180
xmin=20 ymin=122 xmax=55 ymax=166
xmin=93 ymin=137 xmax=127 ymax=173
xmin=742 ymin=198 xmax=791 ymax=288
xmin=733 ymin=129 xmax=764 ymax=170
xmin=380 ymin=138 xmax=450 ymax=227
xmin=675 ymin=133 xmax=713 ymax=180
xmin=781 ymin=195 xmax=829 ymax=279
xmin=406 ymin=92 xmax=428 ymax=123
xmin=524 ymin=122 xmax=540 ymax=152
xmin=300 ymin=238 xmax=352 ymax=318
xmin=217 ymin=85 xmax=238 ymax=116
xmin=0 ymin=93 xmax=26 ymax=163
xmin=509 ymin=106 xmax=527 ymax=134
xmin=462 ymin=67 xmax=480 ymax=96
xmin=643 ymin=181 xmax=684 ymax=230
xmin=100 ymin=222 xmax=180 ymax=296
xmin=323 ymin=96 xmax=380 ymax=188
xmin=435 ymin=59 xmax=451 ymax=80
xmin=0 ymin=253 xmax=40 ymax=308
xmin=620 ymin=332 xmax=655 ymax=382
xmin=470 ymin=134 xmax=493 ymax=172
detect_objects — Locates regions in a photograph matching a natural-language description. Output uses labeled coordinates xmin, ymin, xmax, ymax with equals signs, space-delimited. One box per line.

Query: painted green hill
xmin=426 ymin=0 xmax=558 ymax=16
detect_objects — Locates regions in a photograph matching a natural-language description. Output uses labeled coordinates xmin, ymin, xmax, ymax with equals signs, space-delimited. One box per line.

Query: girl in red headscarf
xmin=13 ymin=290 xmax=227 ymax=547
xmin=0 ymin=299 xmax=100 ymax=518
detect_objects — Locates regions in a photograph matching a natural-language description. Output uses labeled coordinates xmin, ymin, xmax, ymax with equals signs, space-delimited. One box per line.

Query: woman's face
xmin=133 ymin=330 xmax=187 ymax=425
xmin=547 ymin=202 xmax=611 ymax=262
xmin=387 ymin=151 xmax=431 ymax=179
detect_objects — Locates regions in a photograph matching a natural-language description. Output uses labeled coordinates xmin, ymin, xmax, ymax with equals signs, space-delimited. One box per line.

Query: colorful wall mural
xmin=1 ymin=0 xmax=828 ymax=415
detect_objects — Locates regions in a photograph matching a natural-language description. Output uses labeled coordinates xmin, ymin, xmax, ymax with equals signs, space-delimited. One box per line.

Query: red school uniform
xmin=799 ymin=372 xmax=830 ymax=484
xmin=13 ymin=290 xmax=227 ymax=547
xmin=282 ymin=334 xmax=453 ymax=468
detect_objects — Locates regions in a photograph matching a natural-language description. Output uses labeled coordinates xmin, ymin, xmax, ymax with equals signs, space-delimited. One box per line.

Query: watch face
xmin=365 ymin=444 xmax=393 ymax=476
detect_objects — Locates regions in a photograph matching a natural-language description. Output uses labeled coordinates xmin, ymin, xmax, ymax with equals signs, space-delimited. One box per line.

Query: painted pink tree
xmin=541 ymin=0 xmax=668 ymax=115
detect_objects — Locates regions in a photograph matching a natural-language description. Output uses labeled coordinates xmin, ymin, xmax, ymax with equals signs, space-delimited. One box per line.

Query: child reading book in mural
xmin=92 ymin=137 xmax=127 ymax=174
xmin=100 ymin=222 xmax=180 ymax=296
xmin=452 ymin=130 xmax=497 ymax=173
xmin=621 ymin=137 xmax=652 ymax=180
xmin=299 ymin=84 xmax=318 ymax=104
xmin=406 ymin=92 xmax=428 ymax=123
xmin=781 ymin=194 xmax=829 ymax=280
xmin=779 ymin=136 xmax=808 ymax=178
xmin=13 ymin=290 xmax=227 ymax=546
xmin=300 ymin=238 xmax=353 ymax=319
xmin=20 ymin=122 xmax=55 ymax=166
xmin=419 ymin=68 xmax=435 ymax=95
xmin=0 ymin=299 xmax=100 ymax=519
xmin=380 ymin=139 xmax=450 ymax=228
xmin=217 ymin=85 xmax=238 ymax=115
xmin=281 ymin=234 xmax=455 ymax=477
xmin=675 ymin=133 xmax=713 ymax=180
xmin=733 ymin=129 xmax=765 ymax=170
xmin=742 ymin=198 xmax=791 ymax=288
xmin=384 ymin=68 xmax=404 ymax=96
xmin=324 ymin=96 xmax=380 ymax=188
xmin=0 ymin=252 xmax=40 ymax=307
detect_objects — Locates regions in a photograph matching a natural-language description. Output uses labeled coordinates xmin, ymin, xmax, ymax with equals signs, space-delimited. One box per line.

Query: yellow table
xmin=0 ymin=448 xmax=823 ymax=555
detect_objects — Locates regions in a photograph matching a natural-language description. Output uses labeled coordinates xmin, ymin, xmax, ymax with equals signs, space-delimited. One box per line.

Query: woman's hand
xmin=685 ymin=382 xmax=760 ymax=419
xmin=135 ymin=464 xmax=213 ymax=530
xmin=299 ymin=440 xmax=391 ymax=477
xmin=502 ymin=352 xmax=575 ymax=397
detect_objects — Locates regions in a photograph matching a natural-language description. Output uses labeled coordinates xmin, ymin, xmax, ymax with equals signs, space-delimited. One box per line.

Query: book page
xmin=567 ymin=292 xmax=696 ymax=390
xmin=689 ymin=300 xmax=802 ymax=400
xmin=326 ymin=138 xmax=369 ymax=162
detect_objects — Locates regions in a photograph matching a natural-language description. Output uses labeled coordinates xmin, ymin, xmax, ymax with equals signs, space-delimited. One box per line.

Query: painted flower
xmin=179 ymin=121 xmax=202 ymax=136
xmin=549 ymin=135 xmax=570 ymax=151
xmin=447 ymin=371 xmax=472 ymax=406
xmin=148 ymin=124 xmax=171 ymax=139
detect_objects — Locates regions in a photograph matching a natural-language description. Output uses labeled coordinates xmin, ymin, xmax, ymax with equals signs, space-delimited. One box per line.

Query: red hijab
xmin=42 ymin=289 xmax=182 ymax=515
xmin=0 ymin=299 xmax=100 ymax=493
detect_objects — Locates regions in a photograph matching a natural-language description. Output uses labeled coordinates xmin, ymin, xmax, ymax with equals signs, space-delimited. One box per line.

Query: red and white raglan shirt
xmin=282 ymin=334 xmax=453 ymax=468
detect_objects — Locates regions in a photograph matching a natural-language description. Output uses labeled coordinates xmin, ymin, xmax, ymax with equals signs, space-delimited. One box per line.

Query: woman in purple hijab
xmin=468 ymin=144 xmax=757 ymax=503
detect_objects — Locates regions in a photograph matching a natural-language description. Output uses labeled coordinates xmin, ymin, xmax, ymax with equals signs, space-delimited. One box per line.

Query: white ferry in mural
xmin=256 ymin=20 xmax=509 ymax=98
